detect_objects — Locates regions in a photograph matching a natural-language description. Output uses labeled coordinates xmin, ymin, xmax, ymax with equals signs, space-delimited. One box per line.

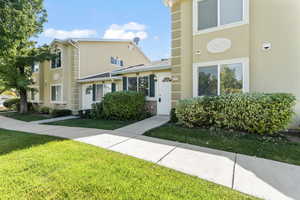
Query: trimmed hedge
xmin=176 ymin=93 xmax=296 ymax=135
xmin=102 ymin=91 xmax=146 ymax=120
xmin=51 ymin=109 xmax=72 ymax=118
xmin=3 ymin=98 xmax=20 ymax=109
xmin=39 ymin=106 xmax=51 ymax=114
xmin=90 ymin=102 xmax=105 ymax=120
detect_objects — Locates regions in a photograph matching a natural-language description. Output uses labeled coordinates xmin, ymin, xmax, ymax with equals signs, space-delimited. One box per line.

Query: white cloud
xmin=103 ymin=22 xmax=148 ymax=40
xmin=44 ymin=28 xmax=97 ymax=39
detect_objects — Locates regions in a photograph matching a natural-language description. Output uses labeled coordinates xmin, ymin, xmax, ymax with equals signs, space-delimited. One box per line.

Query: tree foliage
xmin=0 ymin=0 xmax=47 ymax=57
xmin=0 ymin=0 xmax=53 ymax=113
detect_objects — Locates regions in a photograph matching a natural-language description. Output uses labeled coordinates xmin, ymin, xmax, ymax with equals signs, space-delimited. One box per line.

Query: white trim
xmin=193 ymin=0 xmax=249 ymax=35
xmin=126 ymin=75 xmax=153 ymax=98
xmin=50 ymin=47 xmax=63 ymax=70
xmin=193 ymin=57 xmax=250 ymax=97
xmin=50 ymin=83 xmax=64 ymax=104
xmin=28 ymin=86 xmax=40 ymax=103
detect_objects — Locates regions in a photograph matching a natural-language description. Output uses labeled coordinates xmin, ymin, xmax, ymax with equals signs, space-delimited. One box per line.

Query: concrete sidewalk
xmin=0 ymin=115 xmax=299 ymax=200
xmin=29 ymin=115 xmax=79 ymax=124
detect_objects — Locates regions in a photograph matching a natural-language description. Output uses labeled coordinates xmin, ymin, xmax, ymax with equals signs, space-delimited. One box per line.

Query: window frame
xmin=193 ymin=58 xmax=249 ymax=97
xmin=111 ymin=56 xmax=124 ymax=67
xmin=32 ymin=62 xmax=40 ymax=73
xmin=50 ymin=84 xmax=63 ymax=104
xmin=126 ymin=75 xmax=151 ymax=97
xmin=28 ymin=86 xmax=40 ymax=103
xmin=193 ymin=0 xmax=249 ymax=35
xmin=51 ymin=48 xmax=63 ymax=70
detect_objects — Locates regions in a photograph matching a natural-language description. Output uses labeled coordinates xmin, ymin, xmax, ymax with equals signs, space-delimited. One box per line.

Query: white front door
xmin=82 ymin=84 xmax=93 ymax=110
xmin=157 ymin=73 xmax=172 ymax=115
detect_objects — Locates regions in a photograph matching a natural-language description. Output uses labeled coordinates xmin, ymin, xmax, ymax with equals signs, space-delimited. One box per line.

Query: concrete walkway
xmin=29 ymin=115 xmax=79 ymax=124
xmin=0 ymin=115 xmax=300 ymax=200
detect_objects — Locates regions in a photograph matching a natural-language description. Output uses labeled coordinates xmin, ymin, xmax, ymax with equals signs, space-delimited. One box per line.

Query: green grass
xmin=0 ymin=129 xmax=256 ymax=200
xmin=145 ymin=123 xmax=300 ymax=166
xmin=0 ymin=112 xmax=51 ymax=122
xmin=45 ymin=118 xmax=136 ymax=130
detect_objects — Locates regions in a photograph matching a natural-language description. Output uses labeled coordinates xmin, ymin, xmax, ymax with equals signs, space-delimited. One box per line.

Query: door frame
xmin=156 ymin=72 xmax=172 ymax=115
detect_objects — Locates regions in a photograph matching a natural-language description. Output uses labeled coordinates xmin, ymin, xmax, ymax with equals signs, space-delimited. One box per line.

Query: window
xmin=220 ymin=63 xmax=243 ymax=94
xmin=111 ymin=57 xmax=124 ymax=67
xmin=128 ymin=77 xmax=138 ymax=91
xmin=195 ymin=0 xmax=246 ymax=33
xmin=138 ymin=76 xmax=149 ymax=96
xmin=195 ymin=59 xmax=248 ymax=97
xmin=95 ymin=84 xmax=104 ymax=101
xmin=51 ymin=49 xmax=62 ymax=69
xmin=29 ymin=88 xmax=38 ymax=101
xmin=198 ymin=66 xmax=218 ymax=96
xmin=31 ymin=88 xmax=36 ymax=101
xmin=51 ymin=85 xmax=62 ymax=102
xmin=31 ymin=62 xmax=39 ymax=73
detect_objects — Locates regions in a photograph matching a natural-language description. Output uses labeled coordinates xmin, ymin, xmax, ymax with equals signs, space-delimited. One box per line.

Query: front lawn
xmin=0 ymin=129 xmax=256 ymax=200
xmin=45 ymin=118 xmax=136 ymax=130
xmin=0 ymin=112 xmax=51 ymax=122
xmin=144 ymin=123 xmax=300 ymax=166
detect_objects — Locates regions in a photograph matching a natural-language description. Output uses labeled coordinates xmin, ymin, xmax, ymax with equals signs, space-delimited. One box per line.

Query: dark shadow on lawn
xmin=0 ymin=129 xmax=66 ymax=156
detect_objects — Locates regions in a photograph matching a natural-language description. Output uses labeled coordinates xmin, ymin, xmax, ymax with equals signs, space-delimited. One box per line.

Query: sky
xmin=35 ymin=0 xmax=171 ymax=61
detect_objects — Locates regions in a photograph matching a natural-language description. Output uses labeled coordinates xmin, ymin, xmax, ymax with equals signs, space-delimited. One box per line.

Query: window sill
xmin=50 ymin=67 xmax=63 ymax=71
xmin=193 ymin=21 xmax=248 ymax=36
xmin=50 ymin=101 xmax=66 ymax=105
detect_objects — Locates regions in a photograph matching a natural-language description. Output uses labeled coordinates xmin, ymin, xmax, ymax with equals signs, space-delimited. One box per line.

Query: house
xmin=164 ymin=0 xmax=300 ymax=126
xmin=78 ymin=59 xmax=172 ymax=115
xmin=29 ymin=38 xmax=151 ymax=113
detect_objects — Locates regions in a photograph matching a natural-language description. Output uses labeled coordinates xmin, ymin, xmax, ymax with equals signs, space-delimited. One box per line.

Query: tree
xmin=0 ymin=0 xmax=53 ymax=113
xmin=0 ymin=44 xmax=55 ymax=113
xmin=0 ymin=0 xmax=47 ymax=58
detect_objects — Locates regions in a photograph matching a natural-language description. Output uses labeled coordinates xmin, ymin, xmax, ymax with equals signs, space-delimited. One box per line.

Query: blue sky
xmin=35 ymin=0 xmax=171 ymax=61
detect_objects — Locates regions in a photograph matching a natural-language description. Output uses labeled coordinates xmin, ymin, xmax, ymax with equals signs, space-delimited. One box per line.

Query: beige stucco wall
xmin=171 ymin=0 xmax=300 ymax=126
xmin=79 ymin=41 xmax=150 ymax=78
xmin=249 ymin=0 xmax=300 ymax=126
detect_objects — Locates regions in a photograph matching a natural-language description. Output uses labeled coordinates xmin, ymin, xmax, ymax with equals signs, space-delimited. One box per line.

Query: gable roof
xmin=111 ymin=59 xmax=171 ymax=75
xmin=50 ymin=38 xmax=150 ymax=63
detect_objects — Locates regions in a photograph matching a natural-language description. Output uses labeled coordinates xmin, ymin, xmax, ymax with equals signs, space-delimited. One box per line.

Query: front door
xmin=82 ymin=84 xmax=93 ymax=110
xmin=157 ymin=73 xmax=171 ymax=115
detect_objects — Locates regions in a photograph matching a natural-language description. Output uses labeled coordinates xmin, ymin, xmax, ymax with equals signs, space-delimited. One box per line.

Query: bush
xmin=170 ymin=108 xmax=178 ymax=123
xmin=51 ymin=109 xmax=72 ymax=117
xmin=3 ymin=98 xmax=20 ymax=110
xmin=40 ymin=107 xmax=51 ymax=114
xmin=102 ymin=91 xmax=146 ymax=120
xmin=176 ymin=93 xmax=296 ymax=135
xmin=79 ymin=109 xmax=92 ymax=119
xmin=90 ymin=102 xmax=105 ymax=119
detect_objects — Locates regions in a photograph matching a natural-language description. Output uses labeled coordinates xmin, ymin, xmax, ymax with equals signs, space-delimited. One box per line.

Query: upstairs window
xmin=31 ymin=62 xmax=39 ymax=73
xmin=51 ymin=49 xmax=62 ymax=69
xmin=196 ymin=0 xmax=246 ymax=33
xmin=111 ymin=57 xmax=124 ymax=67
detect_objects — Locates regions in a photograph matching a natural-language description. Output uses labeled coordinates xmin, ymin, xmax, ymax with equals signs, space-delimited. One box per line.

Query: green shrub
xmin=3 ymin=98 xmax=20 ymax=110
xmin=79 ymin=109 xmax=92 ymax=119
xmin=90 ymin=102 xmax=105 ymax=119
xmin=40 ymin=107 xmax=51 ymax=114
xmin=102 ymin=91 xmax=146 ymax=120
xmin=170 ymin=108 xmax=178 ymax=123
xmin=51 ymin=109 xmax=72 ymax=118
xmin=176 ymin=93 xmax=296 ymax=135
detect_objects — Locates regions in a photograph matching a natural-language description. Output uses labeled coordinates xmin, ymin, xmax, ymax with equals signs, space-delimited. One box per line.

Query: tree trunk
xmin=19 ymin=88 xmax=28 ymax=114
